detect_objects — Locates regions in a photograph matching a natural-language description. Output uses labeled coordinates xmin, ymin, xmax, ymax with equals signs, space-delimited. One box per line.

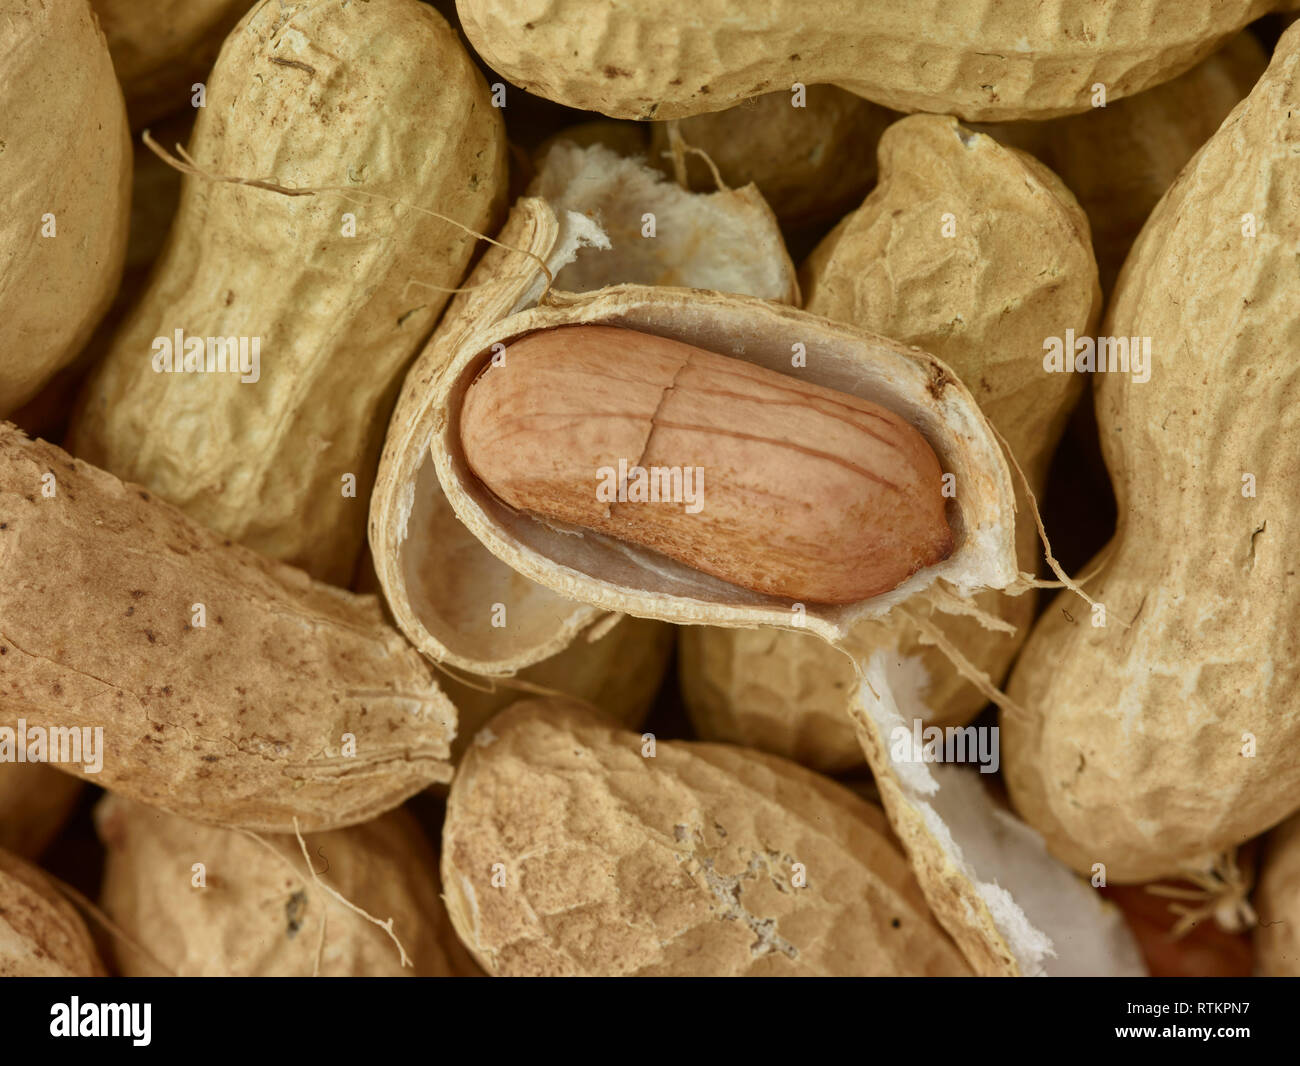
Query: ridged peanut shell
xmin=0 ymin=424 xmax=455 ymax=831
xmin=70 ymin=0 xmax=507 ymax=584
xmin=0 ymin=0 xmax=130 ymax=416
xmin=441 ymin=698 xmax=971 ymax=976
xmin=1004 ymin=23 xmax=1300 ymax=881
xmin=682 ymin=114 xmax=1098 ymax=769
xmin=0 ymin=847 xmax=105 ymax=977
xmin=456 ymin=0 xmax=1275 ymax=121
xmin=96 ymin=796 xmax=478 ymax=977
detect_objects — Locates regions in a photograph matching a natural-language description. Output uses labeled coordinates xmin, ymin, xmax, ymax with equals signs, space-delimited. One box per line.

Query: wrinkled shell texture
xmin=457 ymin=0 xmax=1273 ymax=120
xmin=0 ymin=426 xmax=454 ymax=831
xmin=442 ymin=700 xmax=971 ymax=976
xmin=0 ymin=0 xmax=130 ymax=416
xmin=1006 ymin=26 xmax=1300 ymax=881
xmin=0 ymin=847 xmax=105 ymax=977
xmin=1256 ymin=815 xmax=1300 ymax=975
xmin=71 ymin=0 xmax=507 ymax=584
xmin=683 ymin=114 xmax=1098 ymax=768
xmin=96 ymin=796 xmax=476 ymax=976
xmin=91 ymin=0 xmax=254 ymax=126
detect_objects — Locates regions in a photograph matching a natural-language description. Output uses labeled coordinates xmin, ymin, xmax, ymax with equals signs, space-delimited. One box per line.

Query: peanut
xmin=70 ymin=0 xmax=507 ymax=584
xmin=441 ymin=698 xmax=971 ymax=976
xmin=0 ymin=847 xmax=105 ymax=977
xmin=681 ymin=113 xmax=1099 ymax=769
xmin=0 ymin=0 xmax=130 ymax=416
xmin=96 ymin=796 xmax=480 ymax=977
xmin=457 ymin=0 xmax=1277 ymax=121
xmin=0 ymin=424 xmax=455 ymax=831
xmin=460 ymin=325 xmax=953 ymax=604
xmin=1004 ymin=22 xmax=1300 ymax=881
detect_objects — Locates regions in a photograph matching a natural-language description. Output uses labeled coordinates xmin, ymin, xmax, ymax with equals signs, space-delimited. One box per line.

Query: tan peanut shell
xmin=0 ymin=764 xmax=83 ymax=861
xmin=91 ymin=0 xmax=253 ymax=126
xmin=96 ymin=796 xmax=478 ymax=977
xmin=441 ymin=698 xmax=971 ymax=976
xmin=441 ymin=615 xmax=673 ymax=762
xmin=0 ymin=0 xmax=130 ymax=416
xmin=1256 ymin=814 xmax=1300 ymax=976
xmin=649 ymin=86 xmax=895 ymax=229
xmin=370 ymin=141 xmax=799 ymax=675
xmin=1004 ymin=23 xmax=1300 ymax=881
xmin=0 ymin=424 xmax=455 ymax=831
xmin=976 ymin=31 xmax=1267 ymax=290
xmin=0 ymin=847 xmax=105 ymax=977
xmin=460 ymin=325 xmax=953 ymax=603
xmin=70 ymin=0 xmax=507 ymax=584
xmin=681 ymin=114 xmax=1098 ymax=770
xmin=456 ymin=0 xmax=1275 ymax=121
xmin=11 ymin=108 xmax=194 ymax=445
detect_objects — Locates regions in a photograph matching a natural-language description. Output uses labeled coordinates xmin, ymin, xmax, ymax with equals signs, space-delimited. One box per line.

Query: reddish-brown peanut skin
xmin=459 ymin=326 xmax=952 ymax=603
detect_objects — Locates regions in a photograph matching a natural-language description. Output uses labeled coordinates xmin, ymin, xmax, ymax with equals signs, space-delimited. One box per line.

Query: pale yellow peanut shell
xmin=11 ymin=108 xmax=194 ymax=443
xmin=456 ymin=0 xmax=1275 ymax=121
xmin=682 ymin=114 xmax=1098 ymax=770
xmin=1256 ymin=814 xmax=1300 ymax=976
xmin=70 ymin=0 xmax=507 ymax=585
xmin=0 ymin=0 xmax=130 ymax=416
xmin=1005 ymin=23 xmax=1300 ymax=881
xmin=0 ymin=847 xmax=105 ymax=977
xmin=441 ymin=698 xmax=971 ymax=976
xmin=96 ymin=796 xmax=478 ymax=977
xmin=649 ymin=85 xmax=895 ymax=228
xmin=0 ymin=764 xmax=83 ymax=861
xmin=441 ymin=615 xmax=674 ymax=762
xmin=370 ymin=142 xmax=798 ymax=676
xmin=976 ymin=31 xmax=1267 ymax=291
xmin=91 ymin=0 xmax=253 ymax=126
xmin=0 ymin=423 xmax=455 ymax=832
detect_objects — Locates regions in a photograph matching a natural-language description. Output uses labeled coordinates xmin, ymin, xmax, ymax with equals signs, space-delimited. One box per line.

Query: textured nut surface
xmin=70 ymin=0 xmax=507 ymax=584
xmin=0 ymin=847 xmax=105 ymax=977
xmin=441 ymin=698 xmax=971 ymax=976
xmin=96 ymin=796 xmax=478 ymax=977
xmin=0 ymin=424 xmax=454 ymax=831
xmin=460 ymin=324 xmax=953 ymax=604
xmin=457 ymin=0 xmax=1273 ymax=121
xmin=0 ymin=0 xmax=130 ymax=416
xmin=1005 ymin=25 xmax=1300 ymax=880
